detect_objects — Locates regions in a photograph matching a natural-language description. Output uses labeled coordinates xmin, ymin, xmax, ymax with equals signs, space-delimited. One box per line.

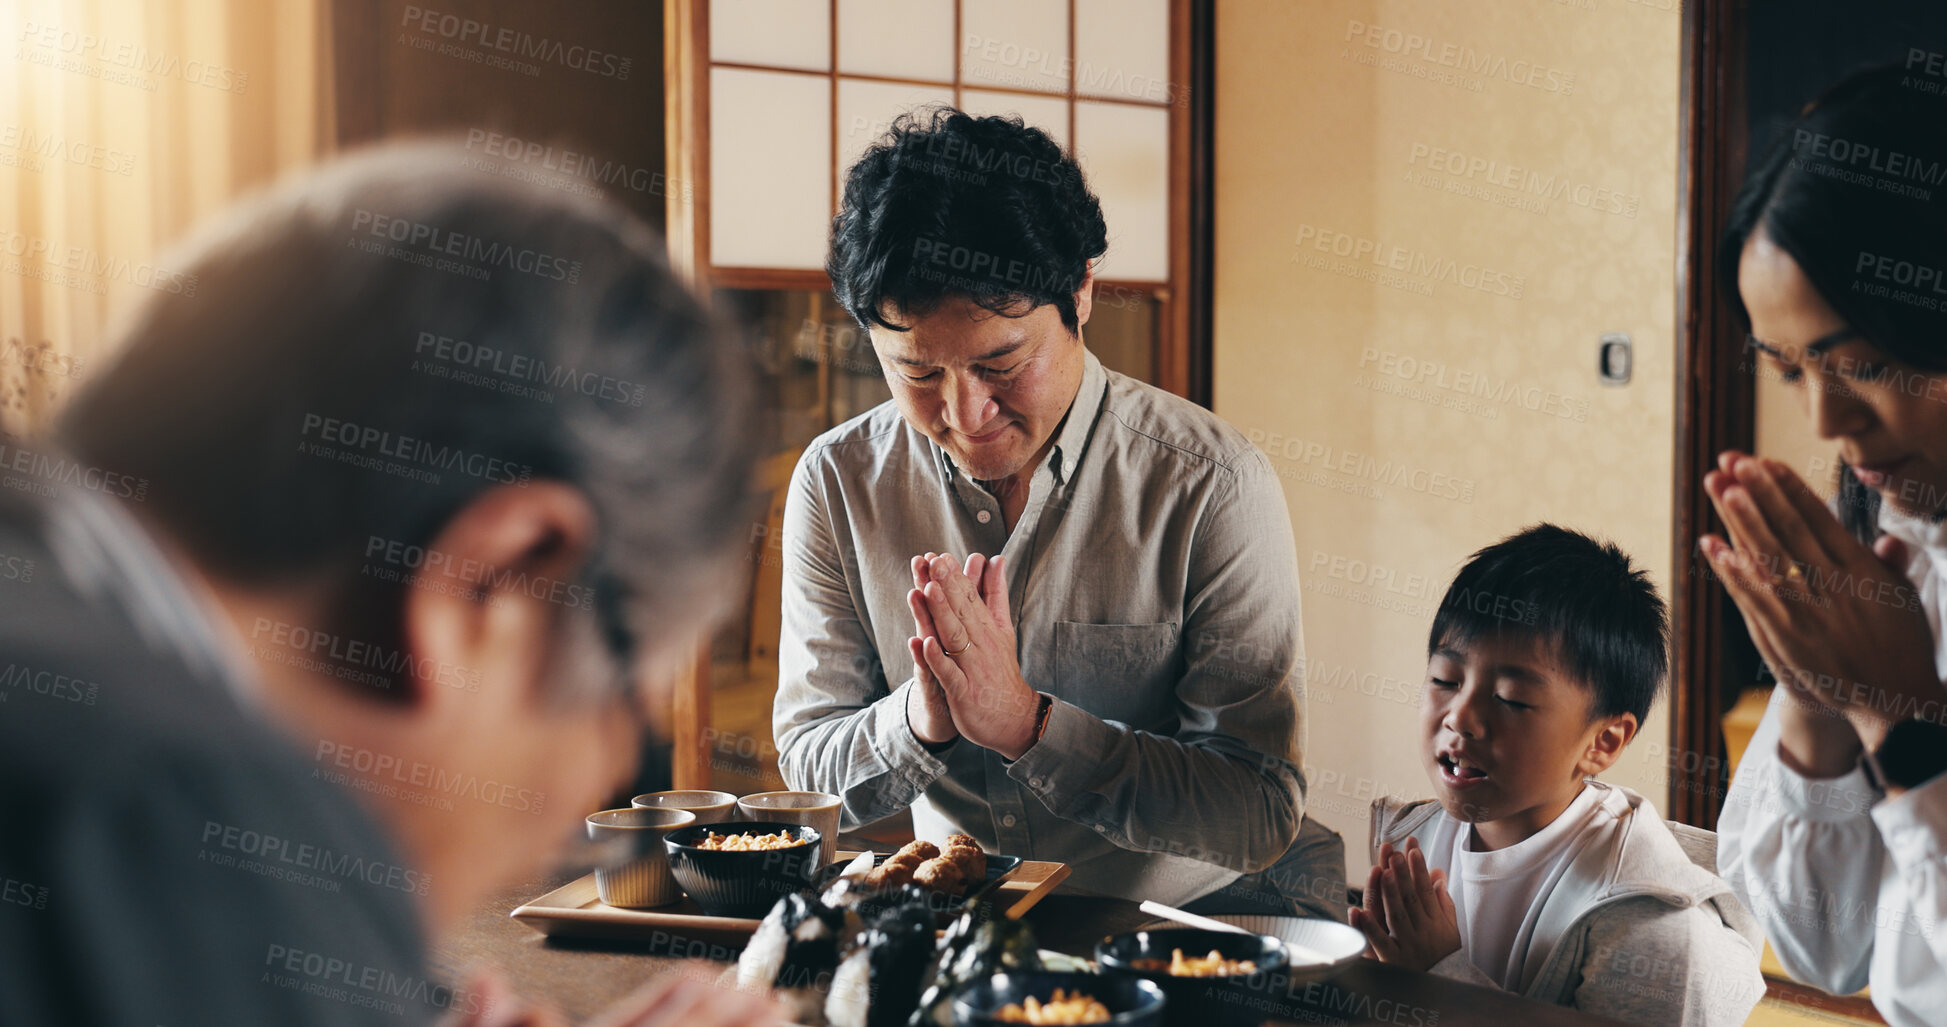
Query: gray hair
xmin=60 ymin=141 xmax=760 ymax=704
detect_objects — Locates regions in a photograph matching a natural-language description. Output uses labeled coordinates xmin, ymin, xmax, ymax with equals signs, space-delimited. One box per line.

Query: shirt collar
xmin=44 ymin=479 xmax=263 ymax=711
xmin=1047 ymin=347 xmax=1107 ymax=487
xmin=1878 ymin=500 xmax=1947 ymax=557
xmin=932 ymin=346 xmax=1108 ymax=489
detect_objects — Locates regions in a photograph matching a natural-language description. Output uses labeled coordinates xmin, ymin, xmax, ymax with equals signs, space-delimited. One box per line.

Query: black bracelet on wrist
xmin=1032 ymin=692 xmax=1053 ymax=744
xmin=1861 ymin=718 xmax=1947 ymax=792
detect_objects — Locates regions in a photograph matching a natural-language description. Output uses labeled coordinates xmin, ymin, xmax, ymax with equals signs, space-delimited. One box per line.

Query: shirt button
xmin=1001 ymin=814 xmax=1018 ymax=827
xmin=977 ymin=510 xmax=993 ymax=524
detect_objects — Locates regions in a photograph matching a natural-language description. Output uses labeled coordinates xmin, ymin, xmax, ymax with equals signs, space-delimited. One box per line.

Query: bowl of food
xmin=1186 ymin=916 xmax=1366 ymax=983
xmin=663 ymin=820 xmax=822 ymax=917
xmin=1093 ymin=928 xmax=1287 ymax=1026
xmin=951 ymin=971 xmax=1164 ymax=1026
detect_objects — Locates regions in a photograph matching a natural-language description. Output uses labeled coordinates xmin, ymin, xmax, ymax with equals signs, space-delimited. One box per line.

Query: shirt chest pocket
xmin=1052 ymin=621 xmax=1182 ymax=729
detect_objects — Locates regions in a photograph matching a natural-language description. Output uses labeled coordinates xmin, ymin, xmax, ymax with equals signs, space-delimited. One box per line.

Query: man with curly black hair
xmin=773 ymin=107 xmax=1344 ymax=917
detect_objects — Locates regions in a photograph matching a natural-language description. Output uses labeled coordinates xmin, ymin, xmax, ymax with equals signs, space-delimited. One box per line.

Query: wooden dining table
xmin=434 ymin=865 xmax=1630 ymax=1027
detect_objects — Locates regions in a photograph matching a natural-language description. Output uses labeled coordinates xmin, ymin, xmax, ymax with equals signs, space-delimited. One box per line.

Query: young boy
xmin=1351 ymin=525 xmax=1764 ymax=1027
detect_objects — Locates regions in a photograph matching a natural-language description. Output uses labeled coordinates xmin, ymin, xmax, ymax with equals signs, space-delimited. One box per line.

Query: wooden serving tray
xmin=510 ymin=850 xmax=1071 ymax=943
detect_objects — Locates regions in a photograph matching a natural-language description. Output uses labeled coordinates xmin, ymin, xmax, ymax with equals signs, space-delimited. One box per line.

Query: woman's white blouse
xmin=1717 ymin=504 xmax=1947 ymax=1027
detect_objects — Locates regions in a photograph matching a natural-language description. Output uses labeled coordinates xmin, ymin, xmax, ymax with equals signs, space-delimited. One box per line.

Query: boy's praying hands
xmin=1350 ymin=838 xmax=1462 ymax=972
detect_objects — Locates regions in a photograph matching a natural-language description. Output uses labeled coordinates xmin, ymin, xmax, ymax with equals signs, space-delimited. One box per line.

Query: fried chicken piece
xmin=864 ymin=859 xmax=916 ymax=891
xmin=912 ymin=856 xmax=966 ymax=894
xmin=943 ymin=844 xmax=986 ymax=881
xmin=892 ymin=840 xmax=940 ymax=864
xmin=945 ymin=833 xmax=979 ymax=851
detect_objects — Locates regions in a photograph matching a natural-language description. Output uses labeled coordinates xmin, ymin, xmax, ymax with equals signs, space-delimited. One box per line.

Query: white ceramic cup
xmin=737 ymin=790 xmax=842 ymax=866
xmin=631 ymin=789 xmax=737 ymax=825
xmin=586 ymin=807 xmax=695 ymax=908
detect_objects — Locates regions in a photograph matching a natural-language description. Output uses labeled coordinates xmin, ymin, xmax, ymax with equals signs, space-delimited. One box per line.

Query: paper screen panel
xmin=960 ymin=0 xmax=1070 ymax=95
xmin=836 ymin=0 xmax=953 ymax=82
xmin=1074 ymin=0 xmax=1172 ymax=103
xmin=710 ymin=0 xmax=831 ymax=72
xmin=1074 ymin=100 xmax=1168 ymax=281
xmin=710 ymin=67 xmax=832 ymax=269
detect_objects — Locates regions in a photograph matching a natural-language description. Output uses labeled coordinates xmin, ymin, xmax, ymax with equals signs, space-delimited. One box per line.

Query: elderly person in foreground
xmin=0 ymin=144 xmax=780 ymax=1026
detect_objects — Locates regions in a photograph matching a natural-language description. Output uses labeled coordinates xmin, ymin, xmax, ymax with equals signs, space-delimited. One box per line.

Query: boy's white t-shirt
xmin=1434 ymin=783 xmax=1630 ymax=991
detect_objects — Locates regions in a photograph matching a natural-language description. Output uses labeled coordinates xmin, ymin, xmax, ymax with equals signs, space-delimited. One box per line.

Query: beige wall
xmin=1757 ymin=366 xmax=1838 ymax=497
xmin=1212 ymin=0 xmax=1682 ymax=876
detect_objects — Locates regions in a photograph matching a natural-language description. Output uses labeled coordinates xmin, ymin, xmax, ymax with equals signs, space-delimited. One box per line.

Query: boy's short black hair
xmin=1428 ymin=524 xmax=1668 ymax=723
xmin=827 ymin=106 xmax=1107 ymax=334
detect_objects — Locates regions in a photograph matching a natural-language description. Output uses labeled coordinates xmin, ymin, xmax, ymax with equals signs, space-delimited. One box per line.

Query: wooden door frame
xmin=329 ymin=0 xmax=386 ymax=147
xmin=1172 ymin=0 xmax=1216 ymax=408
xmin=1670 ymin=0 xmax=1752 ymax=829
xmin=665 ymin=0 xmax=713 ymax=790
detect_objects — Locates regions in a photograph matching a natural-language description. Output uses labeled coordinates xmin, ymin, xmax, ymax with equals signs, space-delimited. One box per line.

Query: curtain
xmin=1 ymin=0 xmax=328 ymax=436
